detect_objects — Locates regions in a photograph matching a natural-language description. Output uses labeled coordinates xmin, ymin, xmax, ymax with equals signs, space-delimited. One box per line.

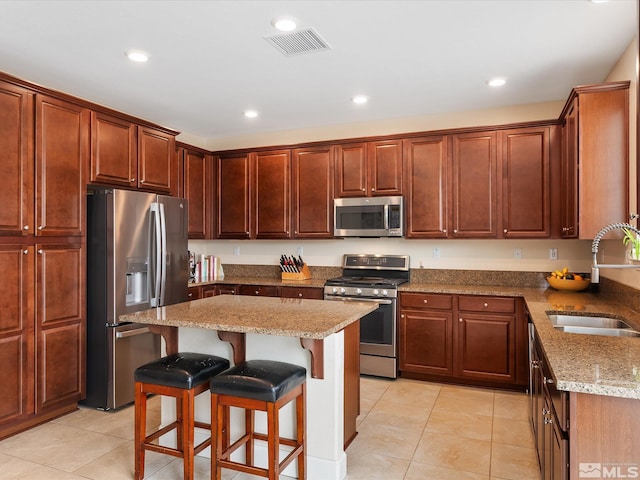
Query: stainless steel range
xmin=324 ymin=254 xmax=410 ymax=379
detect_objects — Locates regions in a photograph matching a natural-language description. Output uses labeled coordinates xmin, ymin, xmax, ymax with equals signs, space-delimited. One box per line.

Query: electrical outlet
xmin=514 ymin=248 xmax=522 ymax=259
xmin=433 ymin=247 xmax=440 ymax=259
xmin=233 ymin=245 xmax=240 ymax=256
xmin=549 ymin=248 xmax=558 ymax=260
xmin=297 ymin=246 xmax=303 ymax=257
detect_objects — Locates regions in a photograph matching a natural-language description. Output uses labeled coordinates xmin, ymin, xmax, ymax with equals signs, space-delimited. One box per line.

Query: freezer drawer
xmin=111 ymin=323 xmax=160 ymax=409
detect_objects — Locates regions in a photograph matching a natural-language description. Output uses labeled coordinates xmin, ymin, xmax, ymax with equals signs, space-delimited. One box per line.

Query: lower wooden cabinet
xmin=399 ymin=292 xmax=527 ymax=388
xmin=280 ymin=286 xmax=324 ymax=299
xmin=0 ymin=242 xmax=85 ymax=440
xmin=187 ymin=283 xmax=323 ymax=300
xmin=238 ymin=285 xmax=279 ymax=297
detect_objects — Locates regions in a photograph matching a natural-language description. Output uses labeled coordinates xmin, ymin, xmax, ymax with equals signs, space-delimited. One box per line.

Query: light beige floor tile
xmin=0 ymin=422 xmax=126 ymax=472
xmin=359 ymin=377 xmax=392 ymax=413
xmin=426 ymin=409 xmax=493 ymax=442
xmin=493 ymin=390 xmax=530 ymax=421
xmin=490 ymin=443 xmax=540 ymax=480
xmin=405 ymin=460 xmax=491 ymax=480
xmin=412 ymin=431 xmax=492 ymax=475
xmin=432 ymin=385 xmax=495 ymax=417
xmin=364 ymin=399 xmax=432 ymax=430
xmin=350 ymin=421 xmax=424 ymax=461
xmin=144 ymin=454 xmax=241 ymax=480
xmin=379 ymin=378 xmax=441 ymax=407
xmin=344 ymin=450 xmax=410 ymax=479
xmin=0 ymin=452 xmax=88 ymax=479
xmin=492 ymin=417 xmax=535 ymax=448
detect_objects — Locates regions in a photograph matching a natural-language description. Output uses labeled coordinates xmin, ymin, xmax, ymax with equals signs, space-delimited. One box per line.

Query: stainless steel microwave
xmin=334 ymin=196 xmax=404 ymax=237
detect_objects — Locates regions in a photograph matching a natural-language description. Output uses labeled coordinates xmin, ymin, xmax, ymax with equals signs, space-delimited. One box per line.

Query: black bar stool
xmin=210 ymin=359 xmax=307 ymax=480
xmin=134 ymin=352 xmax=230 ymax=480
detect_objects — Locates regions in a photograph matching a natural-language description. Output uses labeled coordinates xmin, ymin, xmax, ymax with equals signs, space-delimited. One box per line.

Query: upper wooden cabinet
xmin=559 ymin=82 xmax=629 ymax=239
xmin=500 ymin=126 xmax=552 ymax=238
xmin=89 ymin=111 xmax=137 ymax=188
xmin=292 ymin=145 xmax=334 ymax=238
xmin=335 ymin=140 xmax=402 ymax=197
xmin=89 ymin=115 xmax=176 ymax=195
xmin=216 ymin=153 xmax=252 ymax=239
xmin=0 ymin=81 xmax=34 ymax=236
xmin=179 ymin=145 xmax=213 ymax=239
xmin=36 ymin=95 xmax=89 ymax=237
xmin=450 ymin=131 xmax=499 ymax=238
xmin=253 ymin=150 xmax=291 ymax=239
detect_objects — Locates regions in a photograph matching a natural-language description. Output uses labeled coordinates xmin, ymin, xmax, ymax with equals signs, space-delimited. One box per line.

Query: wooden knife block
xmin=281 ymin=263 xmax=311 ymax=280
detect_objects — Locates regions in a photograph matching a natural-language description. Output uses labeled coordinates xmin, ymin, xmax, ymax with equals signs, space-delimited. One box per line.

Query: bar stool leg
xmin=182 ymin=388 xmax=195 ymax=480
xmin=297 ymin=383 xmax=306 ymax=480
xmin=245 ymin=408 xmax=254 ymax=466
xmin=134 ymin=382 xmax=146 ymax=480
xmin=211 ymin=394 xmax=222 ymax=480
xmin=267 ymin=402 xmax=279 ymax=480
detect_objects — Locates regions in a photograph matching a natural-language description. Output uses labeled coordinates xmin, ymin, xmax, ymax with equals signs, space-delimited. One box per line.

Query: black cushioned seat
xmin=209 ymin=359 xmax=306 ymax=401
xmin=134 ymin=352 xmax=229 ymax=389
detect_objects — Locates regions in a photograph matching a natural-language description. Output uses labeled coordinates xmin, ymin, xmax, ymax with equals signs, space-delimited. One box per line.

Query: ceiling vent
xmin=264 ymin=28 xmax=331 ymax=57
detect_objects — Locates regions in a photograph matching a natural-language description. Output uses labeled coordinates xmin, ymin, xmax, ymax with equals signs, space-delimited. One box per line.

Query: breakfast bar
xmin=121 ymin=294 xmax=377 ymax=480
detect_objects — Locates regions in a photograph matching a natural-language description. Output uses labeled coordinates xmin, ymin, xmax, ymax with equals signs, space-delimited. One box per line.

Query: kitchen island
xmin=121 ymin=294 xmax=377 ymax=480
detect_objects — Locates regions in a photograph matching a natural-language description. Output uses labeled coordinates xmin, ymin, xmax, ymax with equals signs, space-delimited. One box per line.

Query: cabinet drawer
xmin=458 ymin=295 xmax=515 ymax=314
xmin=238 ymin=285 xmax=279 ymax=297
xmin=400 ymin=293 xmax=453 ymax=310
xmin=280 ymin=286 xmax=324 ymax=299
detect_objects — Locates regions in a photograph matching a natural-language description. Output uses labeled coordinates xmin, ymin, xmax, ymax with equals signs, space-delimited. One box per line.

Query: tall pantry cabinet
xmin=0 ymin=79 xmax=87 ymax=440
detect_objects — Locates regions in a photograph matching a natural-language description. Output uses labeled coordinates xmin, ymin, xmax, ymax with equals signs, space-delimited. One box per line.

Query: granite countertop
xmin=189 ymin=276 xmax=328 ymax=289
xmin=402 ymin=281 xmax=640 ymax=400
xmin=120 ymin=294 xmax=377 ymax=340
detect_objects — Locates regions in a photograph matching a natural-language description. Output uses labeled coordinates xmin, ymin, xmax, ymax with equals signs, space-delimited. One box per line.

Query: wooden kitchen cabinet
xmin=137 ymin=126 xmax=176 ymax=194
xmin=179 ymin=144 xmax=214 ymax=239
xmin=500 ymin=126 xmax=552 ymax=238
xmin=399 ymin=293 xmax=454 ymax=376
xmin=403 ymin=136 xmax=449 ymax=238
xmin=89 ymin=111 xmax=137 ymax=189
xmin=254 ymin=150 xmax=291 ymax=239
xmin=559 ymin=82 xmax=629 ymax=239
xmin=216 ymin=153 xmax=252 ymax=239
xmin=335 ymin=140 xmax=402 ymax=197
xmin=450 ymin=131 xmax=499 ymax=238
xmin=399 ymin=292 xmax=527 ymax=388
xmin=292 ymin=146 xmax=334 ymax=238
xmin=0 ymin=242 xmax=85 ymax=440
xmin=238 ymin=285 xmax=280 ymax=297
xmin=280 ymin=286 xmax=324 ymax=299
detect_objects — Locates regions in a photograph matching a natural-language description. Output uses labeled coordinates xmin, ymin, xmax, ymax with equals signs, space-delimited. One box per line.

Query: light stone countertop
xmin=401 ymin=282 xmax=640 ymax=400
xmin=120 ymin=294 xmax=377 ymax=340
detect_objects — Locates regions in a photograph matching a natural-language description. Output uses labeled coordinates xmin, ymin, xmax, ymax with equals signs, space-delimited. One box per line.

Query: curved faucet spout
xmin=591 ymin=222 xmax=640 ymax=283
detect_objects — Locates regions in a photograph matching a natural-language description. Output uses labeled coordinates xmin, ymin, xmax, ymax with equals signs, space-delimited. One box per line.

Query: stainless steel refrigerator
xmin=84 ymin=187 xmax=189 ymax=409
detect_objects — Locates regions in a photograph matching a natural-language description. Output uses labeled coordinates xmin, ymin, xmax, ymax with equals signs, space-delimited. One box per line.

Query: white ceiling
xmin=0 ymin=1 xmax=636 ymax=144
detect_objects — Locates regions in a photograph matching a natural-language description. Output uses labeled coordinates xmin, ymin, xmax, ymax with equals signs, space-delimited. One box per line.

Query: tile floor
xmin=0 ymin=377 xmax=540 ymax=479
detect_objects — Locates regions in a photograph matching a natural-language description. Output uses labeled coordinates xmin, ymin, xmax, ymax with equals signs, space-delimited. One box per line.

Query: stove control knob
xmin=382 ymin=289 xmax=389 ymax=296
xmin=372 ymin=289 xmax=380 ymax=296
xmin=340 ymin=287 xmax=346 ymax=294
xmin=356 ymin=288 xmax=362 ymax=295
xmin=332 ymin=287 xmax=338 ymax=294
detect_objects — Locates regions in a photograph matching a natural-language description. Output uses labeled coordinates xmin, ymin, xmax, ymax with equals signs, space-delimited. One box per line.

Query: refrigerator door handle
xmin=158 ymin=202 xmax=167 ymax=307
xmin=115 ymin=327 xmax=151 ymax=338
xmin=150 ymin=203 xmax=162 ymax=307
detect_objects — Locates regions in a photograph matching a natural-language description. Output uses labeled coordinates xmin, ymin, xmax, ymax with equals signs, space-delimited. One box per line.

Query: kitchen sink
xmin=547 ymin=314 xmax=640 ymax=337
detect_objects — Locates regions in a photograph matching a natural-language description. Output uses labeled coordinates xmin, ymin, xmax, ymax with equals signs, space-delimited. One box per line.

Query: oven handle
xmin=324 ymin=296 xmax=393 ymax=305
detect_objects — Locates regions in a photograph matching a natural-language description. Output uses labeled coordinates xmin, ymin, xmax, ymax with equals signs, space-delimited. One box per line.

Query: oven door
xmin=324 ymin=296 xmax=396 ymax=357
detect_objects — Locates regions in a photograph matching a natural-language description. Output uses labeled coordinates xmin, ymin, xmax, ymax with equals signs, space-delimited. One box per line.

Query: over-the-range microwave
xmin=333 ymin=195 xmax=404 ymax=237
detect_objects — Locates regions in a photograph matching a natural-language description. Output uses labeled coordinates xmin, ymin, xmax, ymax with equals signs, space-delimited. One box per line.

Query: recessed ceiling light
xmin=272 ymin=17 xmax=297 ymax=32
xmin=244 ymin=110 xmax=259 ymax=118
xmin=352 ymin=95 xmax=368 ymax=104
xmin=126 ymin=50 xmax=149 ymax=63
xmin=486 ymin=78 xmax=506 ymax=87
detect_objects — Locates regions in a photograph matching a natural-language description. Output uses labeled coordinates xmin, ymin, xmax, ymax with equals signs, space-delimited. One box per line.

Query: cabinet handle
xmin=371 ymin=188 xmax=375 ymax=192
xmin=23 ymin=249 xmax=28 ymax=254
xmin=23 ymin=225 xmax=29 ymax=230
xmin=37 ymin=249 xmax=43 ymax=254
xmin=38 ymin=226 xmax=44 ymax=231
xmin=453 ymin=229 xmax=458 ymax=234
xmin=483 ymin=302 xmax=489 ymax=308
xmin=140 ymin=180 xmax=145 ymax=183
xmin=443 ymin=229 xmax=447 ymax=234
xmin=423 ymin=299 xmax=428 ymax=304
xmin=255 ymin=290 xmax=259 ymax=295
xmin=503 ymin=229 xmax=508 ymax=234
xmin=459 ymin=318 xmax=463 ymax=323
xmin=294 ymin=231 xmax=298 ymax=234
xmin=188 ymin=293 xmax=193 ymax=297
xmin=298 ymin=293 xmax=303 ymax=297
xmin=130 ymin=178 xmax=136 ymax=182
xmin=362 ymin=188 xmax=365 ymax=192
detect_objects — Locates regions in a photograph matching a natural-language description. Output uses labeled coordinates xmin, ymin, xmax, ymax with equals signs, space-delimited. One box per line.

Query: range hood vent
xmin=264 ymin=28 xmax=331 ymax=57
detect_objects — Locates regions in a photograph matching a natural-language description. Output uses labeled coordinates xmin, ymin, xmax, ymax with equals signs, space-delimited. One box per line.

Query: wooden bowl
xmin=546 ymin=276 xmax=591 ymax=292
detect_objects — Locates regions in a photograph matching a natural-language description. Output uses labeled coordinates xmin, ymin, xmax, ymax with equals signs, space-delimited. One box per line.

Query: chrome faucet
xmin=591 ymin=221 xmax=640 ymax=283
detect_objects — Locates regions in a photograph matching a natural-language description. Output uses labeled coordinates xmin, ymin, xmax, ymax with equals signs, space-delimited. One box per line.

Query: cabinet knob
xmin=483 ymin=302 xmax=488 ymax=308
xmin=362 ymin=188 xmax=365 ymax=192
xmin=130 ymin=178 xmax=136 ymax=182
xmin=37 ymin=249 xmax=43 ymax=254
xmin=544 ymin=417 xmax=553 ymax=425
xmin=423 ymin=299 xmax=428 ymax=304
xmin=542 ymin=408 xmax=549 ymax=415
xmin=546 ymin=377 xmax=554 ymax=384
xmin=255 ymin=290 xmax=259 ymax=295
xmin=401 ymin=314 xmax=405 ymax=318
xmin=23 ymin=249 xmax=28 ymax=255
xmin=188 ymin=293 xmax=193 ymax=297
xmin=443 ymin=229 xmax=447 ymax=234
xmin=294 ymin=231 xmax=298 ymax=234
xmin=140 ymin=180 xmax=145 ymax=183
xmin=459 ymin=318 xmax=463 ymax=323
xmin=503 ymin=229 xmax=507 ymax=234
xmin=453 ymin=229 xmax=458 ymax=234
xmin=371 ymin=188 xmax=375 ymax=192
xmin=38 ymin=226 xmax=44 ymax=231
xmin=298 ymin=293 xmax=303 ymax=297
xmin=23 ymin=225 xmax=29 ymax=230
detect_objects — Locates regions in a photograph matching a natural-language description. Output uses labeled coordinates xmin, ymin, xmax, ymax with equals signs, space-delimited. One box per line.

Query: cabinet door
xmin=35 ymin=95 xmax=89 ymax=237
xmin=187 ymin=286 xmax=202 ymax=301
xmin=501 ymin=127 xmax=550 ymax=238
xmin=399 ymin=309 xmax=454 ymax=376
xmin=0 ymin=82 xmax=33 ymax=236
xmin=403 ymin=136 xmax=448 ymax=238
xmin=0 ymin=245 xmax=34 ymax=426
xmin=183 ymin=148 xmax=213 ymax=239
xmin=202 ymin=285 xmax=216 ymax=297
xmin=216 ymin=154 xmax=252 ymax=239
xmin=368 ymin=139 xmax=402 ymax=196
xmin=456 ymin=312 xmax=516 ymax=383
xmin=215 ymin=284 xmax=238 ymax=295
xmin=89 ymin=111 xmax=137 ymax=188
xmin=451 ymin=132 xmax=498 ymax=238
xmin=280 ymin=286 xmax=324 ymax=299
xmin=35 ymin=243 xmax=85 ymax=412
xmin=138 ymin=126 xmax=175 ymax=194
xmin=335 ymin=143 xmax=367 ymax=197
xmin=254 ymin=150 xmax=291 ymax=239
xmin=292 ymin=146 xmax=334 ymax=238
xmin=561 ymin=98 xmax=578 ymax=239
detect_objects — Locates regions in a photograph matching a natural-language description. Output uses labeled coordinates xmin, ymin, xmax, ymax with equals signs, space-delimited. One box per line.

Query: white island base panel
xmin=159 ymin=327 xmax=348 ymax=480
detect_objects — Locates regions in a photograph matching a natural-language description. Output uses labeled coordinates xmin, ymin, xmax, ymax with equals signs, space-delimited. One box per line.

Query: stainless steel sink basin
xmin=547 ymin=314 xmax=640 ymax=337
